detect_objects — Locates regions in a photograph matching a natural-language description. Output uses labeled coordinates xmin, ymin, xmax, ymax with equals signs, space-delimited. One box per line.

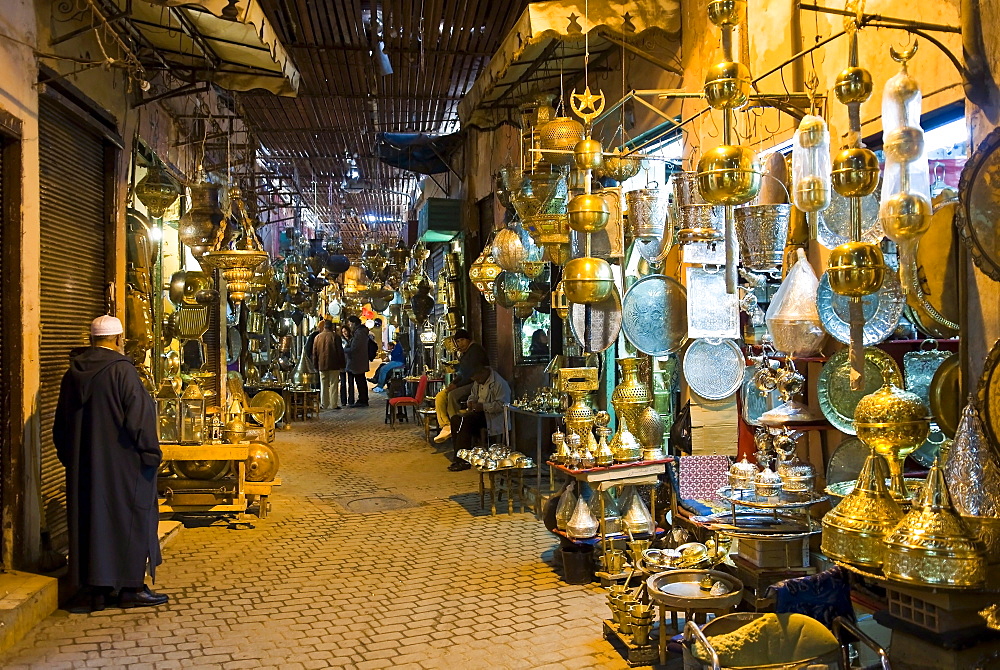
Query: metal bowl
xmin=646 ymin=569 xmax=743 ymax=610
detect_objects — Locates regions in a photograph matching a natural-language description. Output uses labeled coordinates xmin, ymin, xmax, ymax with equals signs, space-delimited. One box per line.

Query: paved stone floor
xmin=3 ymin=398 xmax=670 ymax=669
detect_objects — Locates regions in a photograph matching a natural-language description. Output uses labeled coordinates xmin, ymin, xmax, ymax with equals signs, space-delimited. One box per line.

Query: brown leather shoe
xmin=119 ymin=585 xmax=169 ymax=608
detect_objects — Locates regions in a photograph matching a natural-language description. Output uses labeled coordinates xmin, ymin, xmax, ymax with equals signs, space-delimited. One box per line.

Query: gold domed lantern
xmin=562 ymin=257 xmax=614 ymax=304
xmin=854 ymin=384 xmax=930 ymax=501
xmin=567 ymin=193 xmax=610 ymax=233
xmin=821 ymin=448 xmax=903 ymax=567
xmin=696 ymin=145 xmax=763 ymax=206
xmin=574 ymin=138 xmax=604 ymax=171
xmin=827 ymin=241 xmax=886 ymax=297
xmin=883 ymin=459 xmax=988 ymax=588
xmin=831 ymin=148 xmax=881 ymax=197
xmin=538 ymin=117 xmax=585 ymax=166
xmin=135 ymin=165 xmax=180 ymax=219
xmin=834 ymin=66 xmax=874 ymax=105
xmin=707 ymin=0 xmax=746 ymax=26
xmin=704 ymin=61 xmax=752 ymax=110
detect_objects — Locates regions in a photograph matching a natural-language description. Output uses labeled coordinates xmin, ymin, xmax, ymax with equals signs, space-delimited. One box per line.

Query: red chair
xmin=388 ymin=375 xmax=429 ymax=429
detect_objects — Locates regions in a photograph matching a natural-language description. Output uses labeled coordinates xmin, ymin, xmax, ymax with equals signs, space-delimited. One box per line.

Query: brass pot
xmin=567 ymin=193 xmax=610 ymax=233
xmin=562 ymin=257 xmax=614 ymax=304
xmin=178 ymin=181 xmax=225 ymax=258
xmin=696 ymin=145 xmax=762 ymax=206
xmin=855 ymin=384 xmax=930 ymax=501
xmin=821 ymin=449 xmax=903 ymax=567
xmin=703 ymin=61 xmax=752 ymax=110
xmin=827 ymin=241 xmax=886 ymax=297
xmin=883 ymin=461 xmax=987 ymax=588
xmin=831 ymin=148 xmax=880 ymax=197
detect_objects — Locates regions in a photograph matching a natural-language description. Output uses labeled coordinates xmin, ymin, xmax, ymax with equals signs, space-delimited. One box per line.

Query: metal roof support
xmin=597 ymin=30 xmax=683 ymax=76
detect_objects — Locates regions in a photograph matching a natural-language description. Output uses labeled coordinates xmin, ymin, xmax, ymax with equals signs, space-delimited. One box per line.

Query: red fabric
xmin=389 ymin=375 xmax=428 ymax=407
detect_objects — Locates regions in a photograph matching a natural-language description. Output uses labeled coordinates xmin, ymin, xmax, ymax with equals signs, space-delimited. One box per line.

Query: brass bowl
xmin=827 ymin=241 xmax=885 ymax=297
xmin=707 ymin=0 xmax=746 ymax=27
xmin=834 ymin=66 xmax=873 ymax=104
xmin=703 ymin=61 xmax=752 ymax=110
xmin=696 ymin=145 xmax=762 ymax=205
xmin=562 ymin=257 xmax=614 ymax=304
xmin=567 ymin=193 xmax=610 ymax=233
xmin=881 ymin=190 xmax=932 ymax=244
xmin=831 ymin=147 xmax=880 ymax=197
xmin=573 ymin=138 xmax=604 ymax=171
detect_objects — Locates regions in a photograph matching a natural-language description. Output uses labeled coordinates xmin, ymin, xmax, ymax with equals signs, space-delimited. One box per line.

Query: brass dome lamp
xmin=199 ymin=190 xmax=269 ymax=305
xmin=178 ymin=179 xmax=225 ymax=258
xmin=134 ymin=164 xmax=180 ymax=219
xmin=854 ymin=383 xmax=930 ymax=502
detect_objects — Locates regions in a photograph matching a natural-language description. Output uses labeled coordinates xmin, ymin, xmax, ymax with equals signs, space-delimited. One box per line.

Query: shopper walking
xmin=433 ymin=328 xmax=489 ymax=442
xmin=339 ymin=324 xmax=355 ymax=407
xmin=344 ymin=315 xmax=371 ymax=407
xmin=311 ymin=320 xmax=344 ymax=410
xmin=53 ymin=315 xmax=168 ymax=611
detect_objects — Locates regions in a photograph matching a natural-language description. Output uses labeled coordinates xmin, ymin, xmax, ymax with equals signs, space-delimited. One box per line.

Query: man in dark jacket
xmin=433 ymin=329 xmax=489 ymax=442
xmin=344 ymin=315 xmax=371 ymax=407
xmin=312 ymin=320 xmax=345 ymax=410
xmin=53 ymin=315 xmax=167 ymax=612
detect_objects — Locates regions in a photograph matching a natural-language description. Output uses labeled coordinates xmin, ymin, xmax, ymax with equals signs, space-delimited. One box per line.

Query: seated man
xmin=370 ymin=340 xmax=406 ymax=393
xmin=433 ymin=328 xmax=488 ymax=443
xmin=448 ymin=366 xmax=511 ymax=471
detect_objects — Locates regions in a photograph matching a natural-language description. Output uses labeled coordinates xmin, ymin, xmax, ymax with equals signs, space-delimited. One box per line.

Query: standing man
xmin=433 ymin=329 xmax=489 ymax=442
xmin=312 ymin=320 xmax=344 ymax=410
xmin=344 ymin=315 xmax=371 ymax=407
xmin=448 ymin=366 xmax=511 ymax=471
xmin=304 ymin=319 xmax=323 ymax=362
xmin=53 ymin=315 xmax=167 ymax=611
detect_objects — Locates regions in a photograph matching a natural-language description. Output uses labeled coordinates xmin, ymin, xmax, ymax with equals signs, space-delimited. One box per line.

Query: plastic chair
xmin=388 ymin=374 xmax=428 ymax=428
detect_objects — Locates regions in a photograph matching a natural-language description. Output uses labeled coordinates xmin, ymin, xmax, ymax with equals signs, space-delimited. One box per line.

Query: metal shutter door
xmin=482 ymin=299 xmax=497 ymax=366
xmin=38 ymin=96 xmax=108 ymax=552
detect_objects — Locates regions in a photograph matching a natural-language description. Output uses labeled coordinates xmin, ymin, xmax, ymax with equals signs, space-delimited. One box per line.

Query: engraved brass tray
xmin=250 ymin=390 xmax=285 ymax=423
xmin=977 ymin=339 xmax=1000 ymax=452
xmin=817 ymin=348 xmax=903 ymax=435
xmin=957 ymin=126 xmax=1000 ymax=281
xmin=929 ymin=354 xmax=961 ymax=438
xmin=622 ymin=274 xmax=688 ymax=356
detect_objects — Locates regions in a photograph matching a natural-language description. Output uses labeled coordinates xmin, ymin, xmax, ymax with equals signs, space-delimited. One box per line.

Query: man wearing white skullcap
xmin=53 ymin=314 xmax=167 ymax=612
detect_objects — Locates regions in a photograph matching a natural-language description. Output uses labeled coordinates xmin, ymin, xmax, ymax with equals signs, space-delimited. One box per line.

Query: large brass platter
xmin=906 ymin=200 xmax=960 ymax=338
xmin=817 ymin=348 xmax=903 ymax=435
xmin=976 ymin=340 xmax=1000 ymax=452
xmin=957 ymin=126 xmax=1000 ymax=281
xmin=621 ymin=274 xmax=688 ymax=356
xmin=568 ymin=284 xmax=622 ymax=353
xmin=250 ymin=390 xmax=286 ymax=423
xmin=929 ymin=354 xmax=961 ymax=438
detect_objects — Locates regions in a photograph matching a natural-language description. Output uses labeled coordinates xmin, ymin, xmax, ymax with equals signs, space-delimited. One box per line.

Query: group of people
xmin=430 ymin=329 xmax=511 ymax=472
xmin=309 ymin=315 xmax=379 ymax=409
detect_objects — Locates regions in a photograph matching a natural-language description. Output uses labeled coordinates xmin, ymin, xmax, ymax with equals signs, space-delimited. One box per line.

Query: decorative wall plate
xmin=957 ymin=126 xmax=1000 ymax=282
xmin=622 ymin=274 xmax=688 ymax=356
xmin=250 ymin=390 xmax=286 ymax=423
xmin=929 ymin=354 xmax=961 ymax=438
xmin=976 ymin=339 xmax=1000 ymax=451
xmin=817 ymin=347 xmax=903 ymax=434
xmin=569 ymin=285 xmax=622 ymax=353
xmin=817 ymin=270 xmax=904 ymax=346
xmin=816 ymin=191 xmax=883 ymax=249
xmin=683 ymin=339 xmax=745 ymax=401
xmin=825 ymin=436 xmax=868 ymax=485
xmin=905 ymin=200 xmax=960 ymax=338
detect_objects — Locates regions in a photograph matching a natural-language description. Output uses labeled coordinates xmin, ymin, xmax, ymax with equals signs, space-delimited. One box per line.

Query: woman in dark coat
xmin=53 ymin=316 xmax=167 ymax=611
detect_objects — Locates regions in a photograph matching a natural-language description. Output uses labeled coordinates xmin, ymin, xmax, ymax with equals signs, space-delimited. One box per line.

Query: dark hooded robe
xmin=53 ymin=346 xmax=162 ymax=590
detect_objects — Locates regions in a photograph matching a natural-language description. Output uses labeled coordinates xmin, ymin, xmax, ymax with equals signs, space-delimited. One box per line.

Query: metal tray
xmin=647 ymin=569 xmax=743 ymax=610
xmin=621 ymin=274 xmax=687 ymax=356
xmin=817 ymin=347 xmax=902 ymax=434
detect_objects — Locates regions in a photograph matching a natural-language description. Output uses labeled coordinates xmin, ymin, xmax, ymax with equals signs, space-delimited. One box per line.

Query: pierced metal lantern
xmin=469 ymin=239 xmax=501 ymax=304
xmin=178 ymin=180 xmax=225 ymax=258
xmin=538 ymin=117 xmax=585 ymax=166
xmin=155 ymin=378 xmax=181 ymax=444
xmin=135 ymin=165 xmax=180 ymax=219
xmin=199 ymin=191 xmax=269 ymax=305
xmin=180 ymin=381 xmax=207 ymax=445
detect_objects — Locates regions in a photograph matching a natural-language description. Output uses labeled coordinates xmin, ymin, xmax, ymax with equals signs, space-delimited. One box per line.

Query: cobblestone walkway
xmin=3 ymin=401 xmax=645 ymax=669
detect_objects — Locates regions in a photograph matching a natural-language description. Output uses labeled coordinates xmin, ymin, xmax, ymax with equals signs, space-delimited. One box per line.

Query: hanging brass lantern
xmin=562 ymin=257 xmax=614 ymax=304
xmin=469 ymin=239 xmax=501 ymax=304
xmin=178 ymin=180 xmax=225 ymax=258
xmin=494 ymin=271 xmax=531 ymax=309
xmin=827 ymin=241 xmax=886 ymax=297
xmin=600 ymin=147 xmax=642 ymax=182
xmin=135 ymin=164 xmax=180 ymax=219
xmin=551 ymin=281 xmax=569 ymax=319
xmin=883 ymin=459 xmax=988 ymax=588
xmin=538 ymin=117 xmax=585 ymax=166
xmin=821 ymin=448 xmax=903 ymax=567
xmin=573 ymin=138 xmax=604 ymax=171
xmin=567 ymin=193 xmax=610 ymax=233
xmin=703 ymin=61 xmax=752 ymax=110
xmin=199 ymin=191 xmax=269 ymax=305
xmin=854 ymin=383 xmax=930 ymax=502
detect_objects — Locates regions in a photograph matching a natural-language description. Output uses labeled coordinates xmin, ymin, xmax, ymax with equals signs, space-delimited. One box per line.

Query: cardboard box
xmin=736 ymin=536 xmax=809 ymax=568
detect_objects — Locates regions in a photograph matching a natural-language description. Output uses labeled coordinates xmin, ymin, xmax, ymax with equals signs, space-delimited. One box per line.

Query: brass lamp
xmin=696 ymin=145 xmax=762 ymax=206
xmin=567 ymin=193 xmax=610 ymax=233
xmin=199 ymin=191 xmax=269 ymax=305
xmin=538 ymin=117 xmax=585 ymax=166
xmin=135 ymin=165 xmax=180 ymax=219
xmin=883 ymin=459 xmax=988 ymax=588
xmin=854 ymin=383 xmax=930 ymax=502
xmin=821 ymin=448 xmax=903 ymax=567
xmin=178 ymin=180 xmax=225 ymax=258
xmin=562 ymin=256 xmax=614 ymax=304
xmin=469 ymin=239 xmax=501 ymax=304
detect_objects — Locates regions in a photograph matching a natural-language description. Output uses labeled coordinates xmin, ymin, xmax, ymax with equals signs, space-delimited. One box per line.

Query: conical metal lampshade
xmin=821 ymin=449 xmax=903 ymax=567
xmin=883 ymin=459 xmax=987 ymax=588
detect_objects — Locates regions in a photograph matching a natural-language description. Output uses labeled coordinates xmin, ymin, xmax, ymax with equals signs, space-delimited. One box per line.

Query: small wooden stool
xmin=417 ymin=407 xmax=438 ymax=443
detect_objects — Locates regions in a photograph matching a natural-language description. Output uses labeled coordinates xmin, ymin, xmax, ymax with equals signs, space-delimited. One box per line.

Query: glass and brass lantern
xmin=135 ymin=164 xmax=180 ymax=219
xmin=155 ymin=378 xmax=182 ymax=444
xmin=180 ymin=380 xmax=207 ymax=445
